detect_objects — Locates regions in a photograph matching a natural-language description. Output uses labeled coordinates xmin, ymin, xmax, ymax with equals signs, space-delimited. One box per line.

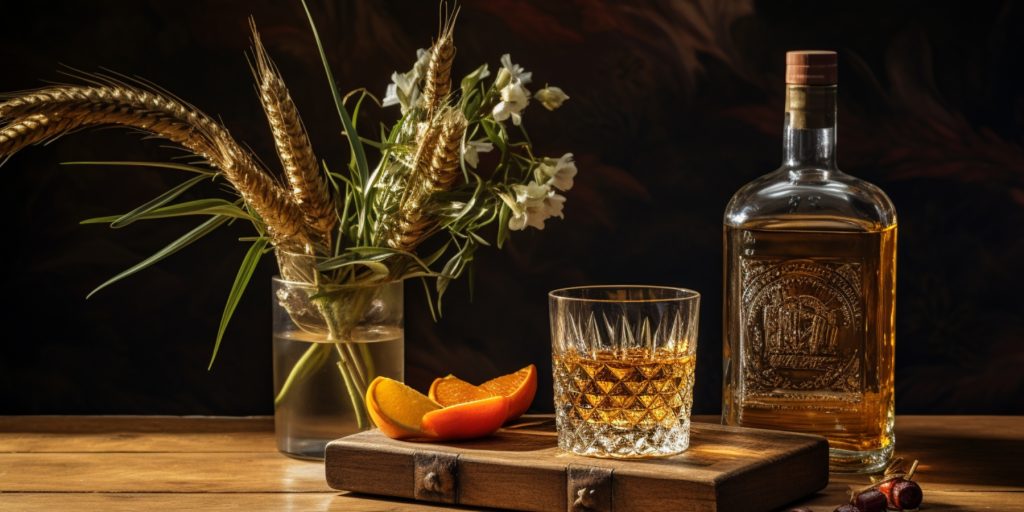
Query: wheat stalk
xmin=211 ymin=133 xmax=310 ymax=248
xmin=386 ymin=122 xmax=440 ymax=250
xmin=423 ymin=112 xmax=465 ymax=192
xmin=0 ymin=114 xmax=75 ymax=154
xmin=421 ymin=8 xmax=459 ymax=117
xmin=387 ymin=109 xmax=467 ymax=250
xmin=251 ymin=21 xmax=335 ymax=245
xmin=0 ymin=84 xmax=310 ymax=247
xmin=0 ymin=86 xmax=221 ymax=154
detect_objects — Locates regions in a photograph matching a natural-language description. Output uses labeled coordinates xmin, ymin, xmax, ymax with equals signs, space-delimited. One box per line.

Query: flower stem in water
xmin=335 ymin=345 xmax=369 ymax=429
xmin=274 ymin=342 xmax=330 ymax=406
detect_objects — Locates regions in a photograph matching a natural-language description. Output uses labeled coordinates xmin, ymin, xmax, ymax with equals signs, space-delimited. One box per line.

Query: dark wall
xmin=1 ymin=0 xmax=1021 ymax=415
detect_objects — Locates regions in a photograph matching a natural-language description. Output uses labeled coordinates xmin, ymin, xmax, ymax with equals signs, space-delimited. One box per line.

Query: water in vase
xmin=272 ymin=326 xmax=403 ymax=459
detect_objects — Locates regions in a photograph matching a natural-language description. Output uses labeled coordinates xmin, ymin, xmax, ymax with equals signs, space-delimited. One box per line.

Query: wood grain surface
xmin=0 ymin=415 xmax=1021 ymax=511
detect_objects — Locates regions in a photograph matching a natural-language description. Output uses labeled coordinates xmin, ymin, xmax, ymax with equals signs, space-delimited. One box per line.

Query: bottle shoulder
xmin=724 ymin=168 xmax=897 ymax=230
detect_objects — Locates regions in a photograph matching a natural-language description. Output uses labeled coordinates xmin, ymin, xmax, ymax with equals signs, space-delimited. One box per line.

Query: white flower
xmin=533 ymin=86 xmax=569 ymax=111
xmin=500 ymin=54 xmax=532 ymax=85
xmin=507 ymin=212 xmax=529 ymax=231
xmin=544 ymin=192 xmax=566 ymax=219
xmin=463 ymin=140 xmax=494 ymax=169
xmin=382 ymin=48 xmax=430 ymax=113
xmin=382 ymin=82 xmax=400 ymax=107
xmin=513 ymin=182 xmax=550 ymax=208
xmin=509 ymin=204 xmax=545 ymax=231
xmin=536 ymin=153 xmax=577 ymax=191
xmin=463 ymin=63 xmax=491 ymax=88
xmin=507 ymin=181 xmax=566 ymax=231
xmin=413 ymin=47 xmax=431 ymax=76
xmin=508 ymin=182 xmax=549 ymax=231
xmin=492 ymin=78 xmax=530 ymax=126
xmin=382 ymin=72 xmax=415 ymax=110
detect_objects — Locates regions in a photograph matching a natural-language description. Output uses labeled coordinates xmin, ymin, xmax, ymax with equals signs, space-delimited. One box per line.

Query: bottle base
xmin=828 ymin=444 xmax=893 ymax=474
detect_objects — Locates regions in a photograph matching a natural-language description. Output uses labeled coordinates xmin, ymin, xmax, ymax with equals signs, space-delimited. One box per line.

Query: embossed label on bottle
xmin=740 ymin=258 xmax=863 ymax=392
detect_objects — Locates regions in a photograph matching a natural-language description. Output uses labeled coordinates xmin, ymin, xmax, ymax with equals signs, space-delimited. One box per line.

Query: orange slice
xmin=421 ymin=395 xmax=510 ymax=440
xmin=480 ymin=364 xmax=537 ymax=421
xmin=365 ymin=376 xmax=440 ymax=439
xmin=429 ymin=364 xmax=537 ymax=422
xmin=429 ymin=375 xmax=493 ymax=405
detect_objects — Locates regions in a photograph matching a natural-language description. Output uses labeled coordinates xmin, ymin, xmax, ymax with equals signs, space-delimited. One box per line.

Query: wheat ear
xmin=0 ymin=84 xmax=309 ymax=247
xmin=250 ymin=21 xmax=335 ymax=245
xmin=421 ymin=7 xmax=459 ymax=117
xmin=0 ymin=114 xmax=78 ymax=154
xmin=387 ymin=109 xmax=467 ymax=250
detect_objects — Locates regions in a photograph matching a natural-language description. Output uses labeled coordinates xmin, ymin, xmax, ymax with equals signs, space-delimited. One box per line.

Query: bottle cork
xmin=786 ymin=50 xmax=837 ymax=85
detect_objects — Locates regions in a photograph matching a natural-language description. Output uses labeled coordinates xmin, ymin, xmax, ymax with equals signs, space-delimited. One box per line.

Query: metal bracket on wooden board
xmin=567 ymin=464 xmax=614 ymax=512
xmin=413 ymin=451 xmax=459 ymax=504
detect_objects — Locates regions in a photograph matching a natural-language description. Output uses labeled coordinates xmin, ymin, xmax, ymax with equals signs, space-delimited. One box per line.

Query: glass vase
xmin=271 ymin=276 xmax=404 ymax=459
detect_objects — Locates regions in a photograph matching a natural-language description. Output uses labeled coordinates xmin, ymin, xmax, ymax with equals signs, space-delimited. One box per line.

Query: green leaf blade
xmin=81 ymin=199 xmax=252 ymax=225
xmin=316 ymin=258 xmax=390 ymax=275
xmin=62 ymin=161 xmax=216 ymax=175
xmin=497 ymin=204 xmax=511 ymax=248
xmin=110 ymin=174 xmax=210 ymax=229
xmin=209 ymin=237 xmax=270 ymax=369
xmin=86 ymin=215 xmax=230 ymax=299
xmin=300 ymin=0 xmax=369 ymax=186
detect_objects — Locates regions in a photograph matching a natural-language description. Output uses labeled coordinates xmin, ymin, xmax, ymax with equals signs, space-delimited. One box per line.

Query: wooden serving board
xmin=325 ymin=416 xmax=828 ymax=512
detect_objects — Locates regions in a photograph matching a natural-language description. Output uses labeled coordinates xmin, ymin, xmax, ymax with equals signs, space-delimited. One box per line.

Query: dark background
xmin=1 ymin=0 xmax=1022 ymax=415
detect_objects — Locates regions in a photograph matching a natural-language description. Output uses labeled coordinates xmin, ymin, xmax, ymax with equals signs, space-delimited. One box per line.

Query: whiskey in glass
xmin=550 ymin=286 xmax=700 ymax=458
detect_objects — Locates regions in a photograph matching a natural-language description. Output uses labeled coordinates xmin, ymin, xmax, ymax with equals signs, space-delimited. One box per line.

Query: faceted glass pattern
xmin=549 ymin=286 xmax=700 ymax=458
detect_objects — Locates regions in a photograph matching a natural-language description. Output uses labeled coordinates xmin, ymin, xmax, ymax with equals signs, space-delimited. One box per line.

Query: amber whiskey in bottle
xmin=722 ymin=51 xmax=897 ymax=473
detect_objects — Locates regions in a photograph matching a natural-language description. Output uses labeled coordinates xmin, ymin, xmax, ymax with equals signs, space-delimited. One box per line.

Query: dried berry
xmin=853 ymin=489 xmax=887 ymax=512
xmin=878 ymin=477 xmax=924 ymax=510
xmin=834 ymin=505 xmax=860 ymax=512
xmin=877 ymin=478 xmax=896 ymax=498
xmin=874 ymin=458 xmax=924 ymax=510
xmin=878 ymin=479 xmax=898 ymax=507
xmin=890 ymin=479 xmax=923 ymax=509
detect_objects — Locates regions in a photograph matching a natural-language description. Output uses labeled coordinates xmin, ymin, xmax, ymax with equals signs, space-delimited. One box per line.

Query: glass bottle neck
xmin=783 ymin=84 xmax=837 ymax=173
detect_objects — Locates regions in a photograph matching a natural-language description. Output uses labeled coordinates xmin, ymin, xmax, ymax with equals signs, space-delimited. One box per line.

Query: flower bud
xmin=495 ymin=67 xmax=512 ymax=90
xmin=534 ymin=86 xmax=570 ymax=111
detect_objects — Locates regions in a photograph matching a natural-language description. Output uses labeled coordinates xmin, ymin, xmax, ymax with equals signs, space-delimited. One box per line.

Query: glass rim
xmin=271 ymin=275 xmax=402 ymax=289
xmin=275 ymin=247 xmax=344 ymax=260
xmin=548 ymin=285 xmax=700 ymax=303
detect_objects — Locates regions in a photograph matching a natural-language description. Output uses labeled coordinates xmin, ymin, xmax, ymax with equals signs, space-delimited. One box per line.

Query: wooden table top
xmin=0 ymin=415 xmax=1020 ymax=511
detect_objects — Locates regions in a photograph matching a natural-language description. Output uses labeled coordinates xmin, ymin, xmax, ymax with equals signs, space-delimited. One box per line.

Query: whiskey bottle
xmin=722 ymin=51 xmax=897 ymax=473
